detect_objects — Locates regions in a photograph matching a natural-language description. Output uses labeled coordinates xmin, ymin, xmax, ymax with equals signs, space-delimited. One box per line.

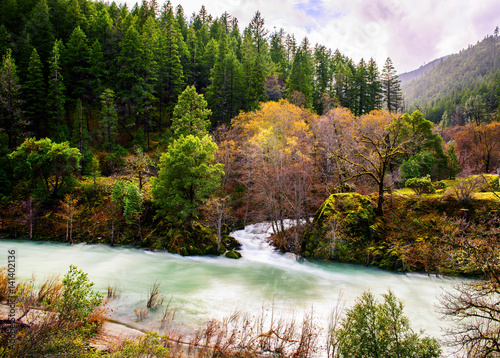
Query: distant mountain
xmin=401 ymin=34 xmax=500 ymax=123
xmin=398 ymin=56 xmax=450 ymax=85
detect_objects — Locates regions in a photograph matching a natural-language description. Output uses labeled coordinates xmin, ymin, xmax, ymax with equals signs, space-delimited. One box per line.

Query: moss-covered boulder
xmin=225 ymin=250 xmax=242 ymax=259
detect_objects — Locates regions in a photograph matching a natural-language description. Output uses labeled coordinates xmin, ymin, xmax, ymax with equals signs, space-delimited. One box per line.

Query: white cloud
xmin=121 ymin=0 xmax=500 ymax=73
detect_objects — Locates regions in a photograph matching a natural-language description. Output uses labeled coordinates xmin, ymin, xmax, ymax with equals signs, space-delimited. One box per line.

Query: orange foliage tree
xmin=454 ymin=122 xmax=500 ymax=173
xmin=231 ymin=100 xmax=322 ymax=241
xmin=331 ymin=110 xmax=410 ymax=215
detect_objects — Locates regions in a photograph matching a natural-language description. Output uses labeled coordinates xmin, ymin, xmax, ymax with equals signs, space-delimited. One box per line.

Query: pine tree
xmin=25 ymin=0 xmax=54 ymax=66
xmin=64 ymin=26 xmax=90 ymax=101
xmin=0 ymin=49 xmax=24 ymax=148
xmin=47 ymin=39 xmax=67 ymax=141
xmin=0 ymin=24 xmax=11 ymax=60
xmin=286 ymin=38 xmax=314 ymax=108
xmin=269 ymin=28 xmax=288 ymax=78
xmin=23 ymin=48 xmax=46 ymax=137
xmin=355 ymin=58 xmax=369 ymax=116
xmin=157 ymin=7 xmax=184 ymax=119
xmin=99 ymin=88 xmax=118 ymax=151
xmin=207 ymin=31 xmax=244 ymax=125
xmin=248 ymin=11 xmax=268 ymax=55
xmin=381 ymin=57 xmax=402 ymax=113
xmin=366 ymin=58 xmax=383 ymax=111
xmin=172 ymin=85 xmax=211 ymax=138
xmin=313 ymin=44 xmax=332 ymax=114
xmin=71 ymin=98 xmax=92 ymax=174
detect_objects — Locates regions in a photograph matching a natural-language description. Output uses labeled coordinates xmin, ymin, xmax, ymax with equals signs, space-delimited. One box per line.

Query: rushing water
xmin=0 ymin=222 xmax=462 ymax=341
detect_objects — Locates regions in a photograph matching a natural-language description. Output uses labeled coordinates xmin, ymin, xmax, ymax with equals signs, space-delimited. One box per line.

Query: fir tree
xmin=23 ymin=48 xmax=46 ymax=137
xmin=47 ymin=40 xmax=67 ymax=141
xmin=99 ymin=89 xmax=118 ymax=151
xmin=381 ymin=57 xmax=402 ymax=113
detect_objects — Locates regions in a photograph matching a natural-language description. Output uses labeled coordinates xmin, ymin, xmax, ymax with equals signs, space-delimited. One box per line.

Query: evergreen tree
xmin=286 ymin=39 xmax=314 ymax=108
xmin=0 ymin=49 xmax=24 ymax=148
xmin=64 ymin=26 xmax=90 ymax=101
xmin=23 ymin=48 xmax=46 ymax=138
xmin=47 ymin=39 xmax=67 ymax=141
xmin=269 ymin=28 xmax=288 ymax=78
xmin=25 ymin=0 xmax=54 ymax=66
xmin=157 ymin=8 xmax=184 ymax=120
xmin=0 ymin=25 xmax=11 ymax=60
xmin=207 ymin=32 xmax=244 ymax=125
xmin=313 ymin=44 xmax=332 ymax=114
xmin=172 ymin=85 xmax=211 ymax=138
xmin=248 ymin=11 xmax=268 ymax=55
xmin=71 ymin=98 xmax=92 ymax=174
xmin=366 ymin=58 xmax=383 ymax=111
xmin=381 ymin=57 xmax=402 ymax=113
xmin=99 ymin=88 xmax=118 ymax=151
xmin=354 ymin=58 xmax=369 ymax=116
xmin=88 ymin=39 xmax=107 ymax=105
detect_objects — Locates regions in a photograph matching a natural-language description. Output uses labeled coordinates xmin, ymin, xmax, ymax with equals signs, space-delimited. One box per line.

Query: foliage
xmin=405 ymin=175 xmax=436 ymax=195
xmin=151 ymin=134 xmax=224 ymax=225
xmin=111 ymin=332 xmax=170 ymax=357
xmin=58 ymin=264 xmax=103 ymax=322
xmin=9 ymin=137 xmax=81 ymax=199
xmin=331 ymin=290 xmax=441 ymax=358
xmin=172 ymin=85 xmax=211 ymax=138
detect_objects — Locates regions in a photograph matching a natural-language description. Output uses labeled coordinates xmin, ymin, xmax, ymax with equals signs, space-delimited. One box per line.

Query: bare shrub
xmin=37 ymin=274 xmax=62 ymax=305
xmin=134 ymin=306 xmax=150 ymax=322
xmin=159 ymin=296 xmax=176 ymax=327
xmin=147 ymin=281 xmax=164 ymax=309
xmin=107 ymin=284 xmax=122 ymax=299
xmin=450 ymin=175 xmax=483 ymax=203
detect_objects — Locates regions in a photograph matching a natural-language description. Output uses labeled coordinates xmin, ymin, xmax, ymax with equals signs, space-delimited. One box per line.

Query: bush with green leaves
xmin=331 ymin=290 xmax=441 ymax=358
xmin=58 ymin=265 xmax=103 ymax=322
xmin=405 ymin=175 xmax=436 ymax=195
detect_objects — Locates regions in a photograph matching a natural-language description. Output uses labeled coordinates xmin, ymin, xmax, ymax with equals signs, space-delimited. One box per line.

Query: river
xmin=0 ymin=221 xmax=462 ymax=348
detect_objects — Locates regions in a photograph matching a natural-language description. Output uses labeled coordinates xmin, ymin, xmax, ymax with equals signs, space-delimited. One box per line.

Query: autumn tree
xmin=334 ymin=110 xmax=410 ymax=215
xmin=439 ymin=219 xmax=500 ymax=357
xmin=232 ymin=100 xmax=320 ymax=245
xmin=151 ymin=134 xmax=224 ymax=226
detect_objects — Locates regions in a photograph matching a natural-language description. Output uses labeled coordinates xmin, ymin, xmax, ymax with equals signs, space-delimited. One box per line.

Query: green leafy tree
xmin=23 ymin=47 xmax=46 ymax=138
xmin=464 ymin=95 xmax=487 ymax=126
xmin=9 ymin=138 xmax=81 ymax=199
xmin=332 ymin=290 xmax=441 ymax=358
xmin=172 ymin=85 xmax=211 ymax=138
xmin=151 ymin=134 xmax=224 ymax=225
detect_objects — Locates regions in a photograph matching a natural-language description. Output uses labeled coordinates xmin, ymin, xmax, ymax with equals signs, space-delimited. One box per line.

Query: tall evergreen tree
xmin=23 ymin=48 xmax=46 ymax=137
xmin=157 ymin=8 xmax=184 ymax=120
xmin=25 ymin=0 xmax=54 ymax=66
xmin=313 ymin=44 xmax=332 ymax=114
xmin=0 ymin=49 xmax=24 ymax=148
xmin=366 ymin=58 xmax=383 ymax=111
xmin=0 ymin=25 xmax=11 ymax=60
xmin=354 ymin=58 xmax=369 ymax=116
xmin=381 ymin=57 xmax=402 ymax=113
xmin=248 ymin=11 xmax=268 ymax=55
xmin=99 ymin=88 xmax=118 ymax=151
xmin=64 ymin=26 xmax=90 ymax=101
xmin=207 ymin=31 xmax=244 ymax=125
xmin=47 ymin=39 xmax=67 ymax=141
xmin=286 ymin=38 xmax=314 ymax=108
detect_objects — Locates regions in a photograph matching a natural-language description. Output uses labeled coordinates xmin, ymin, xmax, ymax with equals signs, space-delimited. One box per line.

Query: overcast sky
xmin=122 ymin=0 xmax=500 ymax=73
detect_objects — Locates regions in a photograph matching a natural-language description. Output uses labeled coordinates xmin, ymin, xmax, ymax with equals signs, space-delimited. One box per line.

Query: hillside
xmin=401 ymin=33 xmax=500 ymax=123
xmin=398 ymin=55 xmax=449 ymax=85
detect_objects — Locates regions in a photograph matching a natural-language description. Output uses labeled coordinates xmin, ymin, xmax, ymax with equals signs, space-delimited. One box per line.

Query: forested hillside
xmin=402 ymin=30 xmax=500 ymax=123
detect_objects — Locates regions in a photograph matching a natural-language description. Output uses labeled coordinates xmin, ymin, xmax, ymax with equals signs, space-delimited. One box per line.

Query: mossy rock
xmin=225 ymin=250 xmax=242 ymax=259
xmin=222 ymin=235 xmax=241 ymax=251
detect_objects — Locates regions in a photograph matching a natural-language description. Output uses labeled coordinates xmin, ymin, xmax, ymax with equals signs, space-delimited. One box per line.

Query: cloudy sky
xmin=123 ymin=0 xmax=500 ymax=73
